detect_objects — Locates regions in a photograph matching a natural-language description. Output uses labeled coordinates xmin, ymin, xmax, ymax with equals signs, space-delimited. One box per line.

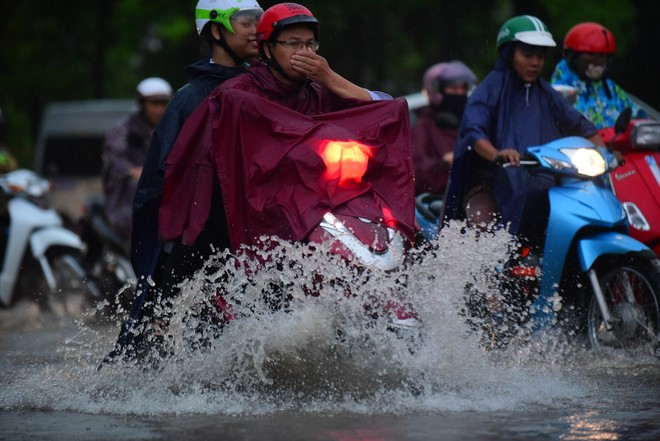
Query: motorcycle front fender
xmin=29 ymin=227 xmax=84 ymax=259
xmin=318 ymin=212 xmax=406 ymax=271
xmin=531 ymin=232 xmax=654 ymax=331
xmin=576 ymin=232 xmax=654 ymax=271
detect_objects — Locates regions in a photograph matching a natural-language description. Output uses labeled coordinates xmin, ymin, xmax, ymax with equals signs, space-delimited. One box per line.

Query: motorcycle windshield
xmin=162 ymin=90 xmax=416 ymax=251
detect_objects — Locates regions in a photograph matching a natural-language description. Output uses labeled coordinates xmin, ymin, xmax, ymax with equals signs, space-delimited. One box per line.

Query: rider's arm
xmin=314 ymin=69 xmax=372 ymax=100
xmin=588 ymin=133 xmax=606 ymax=148
xmin=473 ymin=139 xmax=520 ymax=166
xmin=291 ymin=51 xmax=373 ymax=100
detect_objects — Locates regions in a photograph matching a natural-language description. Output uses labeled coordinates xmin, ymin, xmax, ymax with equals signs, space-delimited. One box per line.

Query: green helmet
xmin=496 ymin=15 xmax=556 ymax=49
xmin=195 ymin=0 xmax=263 ymax=35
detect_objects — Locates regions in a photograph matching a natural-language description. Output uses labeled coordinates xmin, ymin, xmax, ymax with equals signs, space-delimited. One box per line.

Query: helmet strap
xmin=217 ymin=37 xmax=246 ymax=66
xmin=498 ymin=43 xmax=515 ymax=68
xmin=211 ymin=23 xmax=246 ymax=66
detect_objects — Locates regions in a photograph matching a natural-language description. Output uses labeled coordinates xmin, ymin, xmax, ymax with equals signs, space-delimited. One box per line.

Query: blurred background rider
xmin=101 ymin=77 xmax=172 ymax=256
xmin=411 ymin=61 xmax=477 ymax=197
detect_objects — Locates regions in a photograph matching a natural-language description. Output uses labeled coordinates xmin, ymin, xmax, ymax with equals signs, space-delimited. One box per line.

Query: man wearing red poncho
xmin=160 ymin=3 xmax=415 ymax=290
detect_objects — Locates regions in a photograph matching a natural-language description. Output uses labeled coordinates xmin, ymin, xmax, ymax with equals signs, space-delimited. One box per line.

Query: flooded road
xmin=1 ymin=229 xmax=659 ymax=440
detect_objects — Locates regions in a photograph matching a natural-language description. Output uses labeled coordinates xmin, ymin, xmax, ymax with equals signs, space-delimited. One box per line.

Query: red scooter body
xmin=599 ymin=119 xmax=660 ymax=256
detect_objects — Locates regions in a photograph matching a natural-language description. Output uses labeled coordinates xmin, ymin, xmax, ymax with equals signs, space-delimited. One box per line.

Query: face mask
xmin=439 ymin=94 xmax=468 ymax=118
xmin=584 ymin=63 xmax=605 ymax=81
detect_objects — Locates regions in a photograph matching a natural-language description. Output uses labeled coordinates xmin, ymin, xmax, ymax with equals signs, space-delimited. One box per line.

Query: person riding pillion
xmin=551 ymin=22 xmax=647 ymax=129
xmin=107 ymin=0 xmax=264 ymax=363
xmin=131 ymin=0 xmax=264 ymax=282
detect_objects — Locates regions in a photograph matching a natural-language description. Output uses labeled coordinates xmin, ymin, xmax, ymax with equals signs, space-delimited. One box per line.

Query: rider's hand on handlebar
xmin=494 ymin=149 xmax=520 ymax=166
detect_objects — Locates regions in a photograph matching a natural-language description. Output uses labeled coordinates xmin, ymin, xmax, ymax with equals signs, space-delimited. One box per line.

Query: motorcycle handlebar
xmin=495 ymin=157 xmax=538 ymax=168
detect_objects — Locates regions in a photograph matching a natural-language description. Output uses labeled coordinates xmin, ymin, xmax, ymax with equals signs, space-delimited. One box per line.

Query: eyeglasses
xmin=274 ymin=40 xmax=320 ymax=51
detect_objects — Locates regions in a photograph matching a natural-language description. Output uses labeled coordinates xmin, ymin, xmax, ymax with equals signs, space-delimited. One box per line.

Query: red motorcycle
xmin=599 ymin=108 xmax=660 ymax=256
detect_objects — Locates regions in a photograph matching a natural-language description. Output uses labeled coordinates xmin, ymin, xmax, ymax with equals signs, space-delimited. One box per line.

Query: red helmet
xmin=563 ymin=22 xmax=617 ymax=54
xmin=257 ymin=3 xmax=319 ymax=52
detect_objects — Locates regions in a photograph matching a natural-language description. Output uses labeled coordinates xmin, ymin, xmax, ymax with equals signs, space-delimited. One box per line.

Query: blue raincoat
xmin=551 ymin=59 xmax=647 ymax=129
xmin=445 ymin=59 xmax=597 ymax=234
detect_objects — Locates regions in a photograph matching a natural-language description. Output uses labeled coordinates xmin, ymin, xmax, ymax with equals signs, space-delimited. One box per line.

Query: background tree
xmin=0 ymin=0 xmax=656 ymax=168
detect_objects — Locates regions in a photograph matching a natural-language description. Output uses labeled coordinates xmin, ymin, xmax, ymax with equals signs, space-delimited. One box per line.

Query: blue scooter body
xmin=524 ymin=137 xmax=654 ymax=324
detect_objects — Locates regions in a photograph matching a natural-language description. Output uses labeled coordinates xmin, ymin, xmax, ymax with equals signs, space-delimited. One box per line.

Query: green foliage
xmin=543 ymin=0 xmax=635 ymax=42
xmin=0 ymin=0 xmax=656 ymax=167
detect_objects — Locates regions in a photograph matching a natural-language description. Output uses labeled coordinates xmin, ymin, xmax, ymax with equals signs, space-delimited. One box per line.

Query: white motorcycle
xmin=0 ymin=169 xmax=100 ymax=308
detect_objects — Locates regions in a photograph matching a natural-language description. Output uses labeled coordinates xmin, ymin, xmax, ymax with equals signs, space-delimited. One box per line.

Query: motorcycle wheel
xmin=35 ymin=251 xmax=100 ymax=315
xmin=587 ymin=257 xmax=660 ymax=351
xmin=91 ymin=250 xmax=136 ymax=313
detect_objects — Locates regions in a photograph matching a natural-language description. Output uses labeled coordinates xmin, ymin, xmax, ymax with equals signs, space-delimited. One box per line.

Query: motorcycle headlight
xmin=631 ymin=121 xmax=660 ymax=148
xmin=557 ymin=147 xmax=607 ymax=177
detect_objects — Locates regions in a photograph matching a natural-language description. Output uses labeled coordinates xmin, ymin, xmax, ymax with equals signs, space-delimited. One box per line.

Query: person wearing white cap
xmin=101 ymin=76 xmax=172 ymax=256
xmin=136 ymin=77 xmax=173 ymax=127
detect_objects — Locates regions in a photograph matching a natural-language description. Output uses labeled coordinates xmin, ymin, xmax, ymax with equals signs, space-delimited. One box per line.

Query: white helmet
xmin=136 ymin=77 xmax=172 ymax=99
xmin=195 ymin=0 xmax=263 ymax=35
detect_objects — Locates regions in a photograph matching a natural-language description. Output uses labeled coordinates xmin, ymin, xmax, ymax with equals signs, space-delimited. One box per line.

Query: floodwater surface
xmin=1 ymin=226 xmax=659 ymax=440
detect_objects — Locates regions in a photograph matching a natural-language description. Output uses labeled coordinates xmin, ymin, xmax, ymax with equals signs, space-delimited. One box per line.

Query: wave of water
xmin=1 ymin=223 xmax=655 ymax=417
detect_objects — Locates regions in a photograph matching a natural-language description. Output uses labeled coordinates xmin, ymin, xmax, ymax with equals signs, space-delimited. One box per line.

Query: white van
xmin=34 ymin=99 xmax=134 ymax=222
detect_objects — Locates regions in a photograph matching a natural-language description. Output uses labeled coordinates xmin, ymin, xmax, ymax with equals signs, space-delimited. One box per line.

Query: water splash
xmin=1 ymin=223 xmax=606 ymax=416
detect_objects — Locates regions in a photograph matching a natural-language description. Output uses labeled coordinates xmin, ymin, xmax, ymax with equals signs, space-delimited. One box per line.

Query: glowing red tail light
xmin=319 ymin=140 xmax=373 ymax=187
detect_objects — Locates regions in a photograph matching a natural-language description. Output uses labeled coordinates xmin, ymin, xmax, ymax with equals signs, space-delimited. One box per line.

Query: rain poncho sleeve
xmin=158 ymin=96 xmax=217 ymax=247
xmin=551 ymin=59 xmax=647 ymax=129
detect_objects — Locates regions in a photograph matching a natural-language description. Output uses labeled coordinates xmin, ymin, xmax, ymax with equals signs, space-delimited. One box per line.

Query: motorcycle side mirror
xmin=614 ymin=107 xmax=632 ymax=135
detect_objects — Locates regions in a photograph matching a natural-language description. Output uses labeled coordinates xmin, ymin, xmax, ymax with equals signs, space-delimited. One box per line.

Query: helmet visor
xmin=231 ymin=8 xmax=263 ymax=20
xmin=515 ymin=30 xmax=556 ymax=47
xmin=230 ymin=8 xmax=263 ymax=28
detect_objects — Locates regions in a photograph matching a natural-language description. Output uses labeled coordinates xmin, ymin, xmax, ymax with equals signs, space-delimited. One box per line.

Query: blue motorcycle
xmin=414 ymin=192 xmax=443 ymax=242
xmin=423 ymin=133 xmax=660 ymax=351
